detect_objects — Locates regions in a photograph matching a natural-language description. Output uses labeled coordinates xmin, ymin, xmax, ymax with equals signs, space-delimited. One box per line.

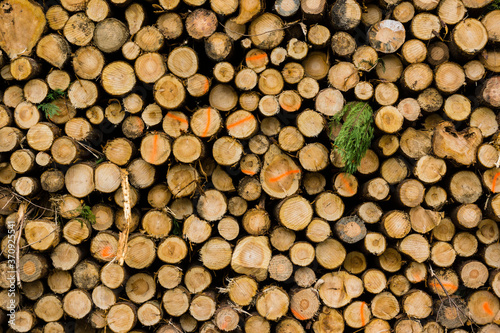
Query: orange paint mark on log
xmin=483 ymin=302 xmax=494 ymax=316
xmin=241 ymin=169 xmax=256 ymax=176
xmin=428 ymin=281 xmax=458 ymax=292
xmin=220 ymin=317 xmax=229 ymax=330
xmin=227 ymin=115 xmax=254 ymax=129
xmin=202 ymin=107 xmax=211 ymax=137
xmin=246 ymin=53 xmax=267 ymax=62
xmin=492 ymin=172 xmax=500 ymax=192
xmin=101 ymin=245 xmax=113 ymax=258
xmin=166 ymin=112 xmax=189 ymax=125
xmin=291 ymin=308 xmax=307 ymax=321
xmin=203 ymin=78 xmax=210 ymax=94
xmin=360 ymin=302 xmax=366 ymax=327
xmin=150 ymin=134 xmax=158 ymax=162
xmin=338 ymin=173 xmax=355 ymax=195
xmin=269 ymin=169 xmax=300 ymax=182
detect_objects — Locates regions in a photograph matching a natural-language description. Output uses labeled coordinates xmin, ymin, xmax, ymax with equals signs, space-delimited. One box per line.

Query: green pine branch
xmin=330 ymin=101 xmax=374 ymax=174
xmin=37 ymin=89 xmax=67 ymax=119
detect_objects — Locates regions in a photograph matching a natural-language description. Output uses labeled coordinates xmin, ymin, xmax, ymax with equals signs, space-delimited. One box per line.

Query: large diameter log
xmin=231 ymin=236 xmax=272 ymax=281
xmin=36 ymin=34 xmax=70 ymax=68
xmin=249 ymin=14 xmax=285 ymax=49
xmin=318 ymin=271 xmax=363 ymax=308
xmin=432 ymin=121 xmax=482 ymax=166
xmin=24 ymin=219 xmax=60 ymax=251
xmin=0 ymin=0 xmax=46 ymax=59
xmin=451 ymin=18 xmax=488 ymax=58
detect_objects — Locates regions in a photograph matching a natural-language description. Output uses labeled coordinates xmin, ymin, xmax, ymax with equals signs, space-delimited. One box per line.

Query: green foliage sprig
xmin=488 ymin=0 xmax=500 ymax=10
xmin=330 ymin=101 xmax=374 ymax=174
xmin=172 ymin=217 xmax=182 ymax=236
xmin=37 ymin=89 xmax=66 ymax=118
xmin=76 ymin=204 xmax=96 ymax=225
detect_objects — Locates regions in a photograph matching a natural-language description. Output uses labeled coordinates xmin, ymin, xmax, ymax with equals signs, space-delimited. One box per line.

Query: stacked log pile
xmin=0 ymin=0 xmax=500 ymax=332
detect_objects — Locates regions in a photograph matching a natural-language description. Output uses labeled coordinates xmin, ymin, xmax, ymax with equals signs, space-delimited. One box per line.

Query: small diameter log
xmin=315 ymin=192 xmax=345 ymax=222
xmin=380 ymin=157 xmax=408 ymax=185
xmin=214 ymin=304 xmax=240 ymax=332
xmin=138 ymin=300 xmax=162 ymax=327
xmin=353 ymin=46 xmax=379 ymax=72
xmin=453 ymin=232 xmax=478 ymax=257
xmin=400 ymin=128 xmax=431 ymax=160
xmin=334 ymin=216 xmax=366 ymax=244
xmin=376 ymin=55 xmax=403 ymax=83
xmin=63 ymin=219 xmax=91 ymax=245
xmin=10 ymin=149 xmax=35 ymax=174
xmin=328 ymin=62 xmax=359 ymax=92
xmin=379 ymin=248 xmax=403 ymax=273
xmin=363 ymin=269 xmax=387 ymax=294
xmin=190 ymin=292 xmax=217 ymax=322
xmin=410 ymin=206 xmax=441 ymax=234
xmin=435 ymin=296 xmax=468 ymax=329
xmin=388 ymin=274 xmax=410 ymax=297
xmin=34 ymin=294 xmax=64 ymax=322
xmin=431 ymin=241 xmax=457 ymax=267
xmin=261 ymin=145 xmax=301 ymax=199
xmin=63 ymin=289 xmax=92 ymax=319
xmin=162 ymin=286 xmax=190 ymax=317
xmin=402 ymin=289 xmax=433 ymax=319
xmin=477 ymin=219 xmax=499 ymax=245
xmin=316 ymin=238 xmax=346 ymax=270
xmin=24 ymin=220 xmax=60 ymax=251
xmin=461 ymin=260 xmax=489 ymax=289
xmin=8 ymin=310 xmax=36 ymax=332
xmin=368 ymin=20 xmax=405 ymax=54
xmin=124 ymin=234 xmax=156 ymax=269
xmin=64 ymin=163 xmax=94 ymax=198
xmin=363 ymin=177 xmax=389 ymax=201
xmin=46 ymin=5 xmax=69 ymax=30
xmin=276 ymin=195 xmax=313 ymax=231
xmin=200 ymin=238 xmax=232 ymax=271
xmin=125 ymin=273 xmax=156 ymax=304
xmin=51 ymin=242 xmax=83 ymax=271
xmin=243 ymin=208 xmax=271 ymax=236
xmin=371 ymin=292 xmax=400 ymax=321
xmin=135 ymin=26 xmax=164 ymax=52
xmin=90 ymin=231 xmax=119 ymax=262
xmin=73 ymin=260 xmax=100 ymax=290
xmin=135 ymin=53 xmax=166 ymax=84
xmin=47 ymin=270 xmax=72 ymax=294
xmin=382 ymin=210 xmax=411 ymax=239
xmin=399 ymin=234 xmax=430 ymax=263
xmin=394 ymin=319 xmax=423 ymax=333
xmin=452 ymin=204 xmax=482 ymax=229
xmin=343 ymin=251 xmax=367 ymax=275
xmin=92 ymin=284 xmax=117 ymax=311
xmin=270 ymin=227 xmax=296 ymax=252
xmin=93 ymin=18 xmax=129 ymax=53
xmin=107 ymin=302 xmax=137 ymax=332
xmin=269 ymin=254 xmax=293 ymax=281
